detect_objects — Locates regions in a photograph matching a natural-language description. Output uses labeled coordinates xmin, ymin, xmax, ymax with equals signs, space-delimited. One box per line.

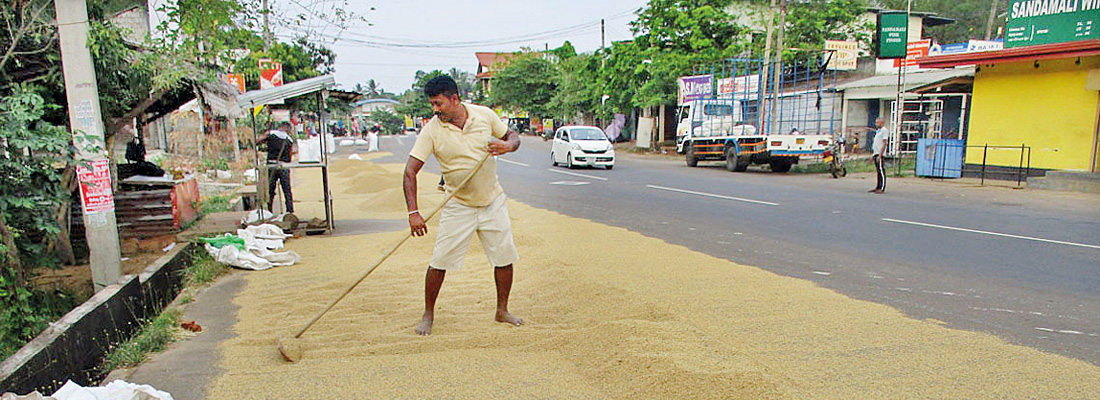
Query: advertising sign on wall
xmin=1006 ymin=0 xmax=1100 ymax=48
xmin=225 ymin=74 xmax=245 ymax=93
xmin=877 ymin=11 xmax=909 ymax=59
xmin=717 ymin=75 xmax=760 ymax=99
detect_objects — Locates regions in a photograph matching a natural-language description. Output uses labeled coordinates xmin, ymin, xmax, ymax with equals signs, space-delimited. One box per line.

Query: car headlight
xmin=571 ymin=143 xmax=581 ymax=150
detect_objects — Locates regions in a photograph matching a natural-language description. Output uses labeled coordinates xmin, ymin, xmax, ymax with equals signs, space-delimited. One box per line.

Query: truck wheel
xmin=726 ymin=146 xmax=749 ymax=172
xmin=725 ymin=146 xmax=739 ymax=172
xmin=770 ymin=158 xmax=792 ymax=173
xmin=686 ymin=145 xmax=698 ymax=167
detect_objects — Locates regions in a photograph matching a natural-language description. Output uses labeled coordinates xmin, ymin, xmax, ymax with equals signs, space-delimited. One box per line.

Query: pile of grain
xmin=207 ymin=159 xmax=1100 ymax=398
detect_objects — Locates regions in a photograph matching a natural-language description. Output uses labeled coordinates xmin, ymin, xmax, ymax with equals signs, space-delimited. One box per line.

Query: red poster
xmin=77 ymin=159 xmax=114 ymax=214
xmin=894 ymin=40 xmax=932 ymax=68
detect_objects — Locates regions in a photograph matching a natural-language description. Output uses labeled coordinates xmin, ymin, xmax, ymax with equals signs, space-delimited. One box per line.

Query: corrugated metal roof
xmin=836 ymin=67 xmax=974 ymax=91
xmin=236 ymin=75 xmax=337 ymax=108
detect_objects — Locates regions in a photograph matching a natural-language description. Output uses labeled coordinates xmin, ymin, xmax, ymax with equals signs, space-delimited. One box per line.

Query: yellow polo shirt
xmin=409 ymin=103 xmax=508 ymax=207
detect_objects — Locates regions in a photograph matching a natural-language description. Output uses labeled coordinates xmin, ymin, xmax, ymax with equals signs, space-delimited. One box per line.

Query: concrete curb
xmin=0 ymin=243 xmax=194 ymax=395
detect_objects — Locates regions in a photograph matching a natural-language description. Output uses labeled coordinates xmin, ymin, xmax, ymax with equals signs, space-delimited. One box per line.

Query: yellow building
xmin=921 ymin=40 xmax=1100 ymax=172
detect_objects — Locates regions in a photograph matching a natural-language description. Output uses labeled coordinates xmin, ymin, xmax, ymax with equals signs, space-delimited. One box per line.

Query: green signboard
xmin=1006 ymin=0 xmax=1100 ymax=48
xmin=877 ymin=12 xmax=908 ymax=59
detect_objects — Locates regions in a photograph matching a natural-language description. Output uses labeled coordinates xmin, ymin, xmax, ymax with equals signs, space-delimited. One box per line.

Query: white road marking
xmin=393 ymin=136 xmax=404 ymax=146
xmin=645 ymin=185 xmax=778 ymax=206
xmin=549 ymin=181 xmax=590 ymax=186
xmin=812 ymin=271 xmax=831 ymax=276
xmin=548 ymin=168 xmax=608 ymax=181
xmin=498 ymin=158 xmax=529 ymax=167
xmin=881 ymin=218 xmax=1100 ymax=250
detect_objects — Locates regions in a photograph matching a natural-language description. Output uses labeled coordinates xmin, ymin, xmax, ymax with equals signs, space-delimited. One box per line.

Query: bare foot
xmin=415 ymin=317 xmax=433 ymax=336
xmin=495 ymin=311 xmax=524 ymax=326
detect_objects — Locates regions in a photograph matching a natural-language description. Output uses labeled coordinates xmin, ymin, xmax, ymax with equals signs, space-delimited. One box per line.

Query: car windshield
xmin=571 ymin=128 xmax=607 ymax=140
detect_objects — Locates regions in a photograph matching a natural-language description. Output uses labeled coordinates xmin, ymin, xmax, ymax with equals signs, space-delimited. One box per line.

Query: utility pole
xmin=760 ymin=0 xmax=776 ymax=132
xmin=263 ymin=0 xmax=273 ymax=51
xmin=984 ymin=0 xmax=999 ymax=40
xmin=55 ymin=0 xmax=122 ymax=291
xmin=601 ymin=19 xmax=605 ymax=51
xmin=769 ymin=0 xmax=787 ymax=135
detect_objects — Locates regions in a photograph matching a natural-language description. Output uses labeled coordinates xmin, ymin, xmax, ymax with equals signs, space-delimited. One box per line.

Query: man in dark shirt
xmin=258 ymin=122 xmax=296 ymax=213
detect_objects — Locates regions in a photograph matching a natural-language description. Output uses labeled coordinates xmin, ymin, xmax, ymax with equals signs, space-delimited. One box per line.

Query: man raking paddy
xmin=403 ymin=75 xmax=524 ymax=335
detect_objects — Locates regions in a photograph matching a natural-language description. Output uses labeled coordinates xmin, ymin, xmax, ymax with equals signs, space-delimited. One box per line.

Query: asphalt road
xmin=373 ymin=134 xmax=1100 ymax=366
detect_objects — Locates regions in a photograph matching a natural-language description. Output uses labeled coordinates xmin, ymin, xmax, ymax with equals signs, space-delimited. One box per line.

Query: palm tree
xmin=448 ymin=68 xmax=474 ymax=98
xmin=365 ymin=79 xmax=381 ymax=97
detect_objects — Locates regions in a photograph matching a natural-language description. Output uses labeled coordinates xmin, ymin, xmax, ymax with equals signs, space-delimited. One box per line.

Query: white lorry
xmin=675 ymin=99 xmax=831 ymax=172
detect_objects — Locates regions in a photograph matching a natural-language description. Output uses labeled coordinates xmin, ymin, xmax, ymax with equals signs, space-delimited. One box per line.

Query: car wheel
xmin=551 ymin=151 xmax=557 ymax=167
xmin=606 ymin=165 xmax=614 ymax=170
xmin=566 ymin=153 xmax=574 ymax=169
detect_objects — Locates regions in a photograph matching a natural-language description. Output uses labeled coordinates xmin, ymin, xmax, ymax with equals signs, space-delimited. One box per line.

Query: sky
xmin=269 ymin=0 xmax=649 ymax=94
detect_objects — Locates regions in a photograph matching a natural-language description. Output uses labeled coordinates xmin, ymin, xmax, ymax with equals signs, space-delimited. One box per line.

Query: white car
xmin=550 ymin=126 xmax=615 ymax=169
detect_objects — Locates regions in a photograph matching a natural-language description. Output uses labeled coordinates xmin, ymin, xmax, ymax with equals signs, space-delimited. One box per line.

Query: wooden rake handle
xmin=292 ymin=153 xmax=493 ymax=338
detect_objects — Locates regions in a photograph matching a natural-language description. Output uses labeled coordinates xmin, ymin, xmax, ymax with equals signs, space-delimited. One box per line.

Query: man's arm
xmin=403 ymin=156 xmax=427 ymax=236
xmin=487 ymin=130 xmax=520 ymax=155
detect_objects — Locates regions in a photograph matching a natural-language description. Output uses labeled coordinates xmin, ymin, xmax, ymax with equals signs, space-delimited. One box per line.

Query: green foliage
xmin=101 ymin=308 xmax=181 ymax=371
xmin=88 ymin=21 xmax=156 ymax=122
xmin=780 ymin=0 xmax=872 ymax=59
xmin=370 ymin=109 xmax=404 ymax=136
xmin=396 ymin=70 xmax=447 ymax=119
xmin=489 ymin=53 xmax=558 ymax=117
xmin=632 ymin=0 xmax=745 ymax=56
xmin=199 ymin=193 xmax=234 ymax=215
xmin=0 ymin=274 xmax=77 ymax=359
xmin=229 ymin=32 xmax=335 ymax=91
xmin=549 ymin=54 xmax=601 ymax=121
xmin=183 ymin=250 xmax=229 ymax=287
xmin=0 ymin=87 xmax=72 ymax=266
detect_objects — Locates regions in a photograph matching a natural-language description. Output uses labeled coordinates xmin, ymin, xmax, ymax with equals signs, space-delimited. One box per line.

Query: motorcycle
xmin=823 ymin=136 xmax=847 ymax=179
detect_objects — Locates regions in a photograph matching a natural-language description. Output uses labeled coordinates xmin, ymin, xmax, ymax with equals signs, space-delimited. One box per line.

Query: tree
xmin=369 ymin=109 xmax=403 ymax=135
xmin=447 ymin=68 xmax=475 ymax=99
xmin=549 ymin=53 xmax=601 ymax=121
xmin=780 ymin=0 xmax=872 ymax=58
xmin=489 ymin=53 xmax=558 ymax=117
xmin=396 ymin=70 xmax=446 ymax=119
xmin=364 ymin=79 xmax=381 ymax=97
xmin=0 ymin=86 xmax=78 ymax=359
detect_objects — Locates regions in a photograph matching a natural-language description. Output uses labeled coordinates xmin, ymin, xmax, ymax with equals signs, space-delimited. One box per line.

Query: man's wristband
xmin=408 ymin=210 xmax=419 ymax=216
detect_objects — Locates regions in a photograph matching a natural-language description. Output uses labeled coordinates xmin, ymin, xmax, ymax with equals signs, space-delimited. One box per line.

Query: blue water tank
xmin=916 ymin=139 xmax=964 ymax=178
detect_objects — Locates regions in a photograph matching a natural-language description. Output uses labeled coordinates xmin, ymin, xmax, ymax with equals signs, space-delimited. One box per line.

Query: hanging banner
xmin=824 ymin=40 xmax=859 ymax=70
xmin=77 ymin=159 xmax=114 ymax=215
xmin=1006 ymin=0 xmax=1100 ymax=48
xmin=877 ymin=11 xmax=909 ymax=59
xmin=677 ymin=74 xmax=713 ymax=104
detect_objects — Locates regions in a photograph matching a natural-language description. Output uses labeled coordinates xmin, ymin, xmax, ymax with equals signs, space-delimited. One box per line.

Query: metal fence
xmin=909 ymin=142 xmax=1032 ymax=186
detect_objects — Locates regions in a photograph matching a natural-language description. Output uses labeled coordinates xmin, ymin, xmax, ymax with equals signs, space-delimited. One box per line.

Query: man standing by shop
xmin=258 ymin=122 xmax=296 ymax=213
xmin=870 ymin=117 xmax=888 ymax=194
xmin=403 ymin=75 xmax=523 ymax=336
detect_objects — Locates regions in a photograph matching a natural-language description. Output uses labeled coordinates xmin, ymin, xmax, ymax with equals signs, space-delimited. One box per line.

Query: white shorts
xmin=430 ymin=194 xmax=519 ymax=270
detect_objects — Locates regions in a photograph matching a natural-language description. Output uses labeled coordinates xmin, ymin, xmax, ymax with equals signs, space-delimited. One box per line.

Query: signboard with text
xmin=1006 ymin=0 xmax=1100 ymax=48
xmin=824 ymin=40 xmax=859 ymax=70
xmin=877 ymin=11 xmax=909 ymax=59
xmin=717 ymin=75 xmax=760 ymax=99
xmin=894 ymin=40 xmax=932 ymax=68
xmin=259 ymin=59 xmax=283 ymax=90
xmin=77 ymin=159 xmax=114 ymax=215
xmin=677 ymin=75 xmax=713 ymax=104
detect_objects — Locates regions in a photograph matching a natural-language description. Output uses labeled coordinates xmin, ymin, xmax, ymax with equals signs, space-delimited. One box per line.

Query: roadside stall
xmin=236 ymin=75 xmax=337 ymax=234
